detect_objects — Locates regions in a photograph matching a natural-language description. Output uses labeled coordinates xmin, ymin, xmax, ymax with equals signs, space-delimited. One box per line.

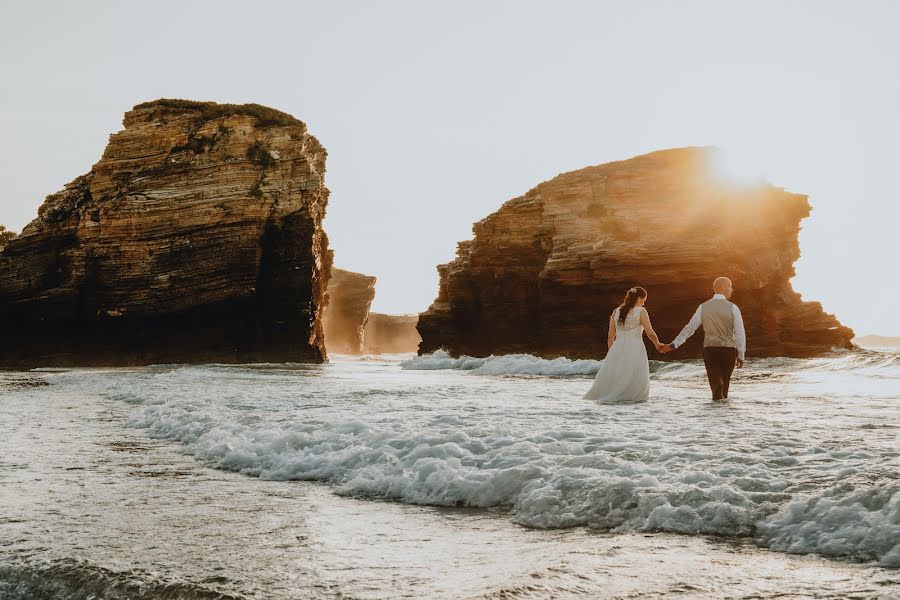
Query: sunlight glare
xmin=711 ymin=147 xmax=768 ymax=187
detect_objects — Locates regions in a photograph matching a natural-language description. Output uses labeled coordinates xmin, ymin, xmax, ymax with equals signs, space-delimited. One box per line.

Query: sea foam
xmin=400 ymin=350 xmax=601 ymax=376
xmin=115 ymin=359 xmax=900 ymax=567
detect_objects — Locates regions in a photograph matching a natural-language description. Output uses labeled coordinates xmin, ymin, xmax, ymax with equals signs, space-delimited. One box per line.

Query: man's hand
xmin=736 ymin=358 xmax=744 ymax=369
xmin=659 ymin=343 xmax=673 ymax=354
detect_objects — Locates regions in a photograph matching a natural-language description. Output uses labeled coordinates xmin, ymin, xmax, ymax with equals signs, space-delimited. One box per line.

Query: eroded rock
xmin=418 ymin=147 xmax=854 ymax=359
xmin=364 ymin=314 xmax=421 ymax=354
xmin=323 ymin=268 xmax=376 ymax=354
xmin=0 ymin=99 xmax=331 ymax=366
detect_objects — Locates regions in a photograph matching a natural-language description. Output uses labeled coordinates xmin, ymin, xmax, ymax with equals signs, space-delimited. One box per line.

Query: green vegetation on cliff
xmin=134 ymin=99 xmax=304 ymax=129
xmin=0 ymin=225 xmax=15 ymax=250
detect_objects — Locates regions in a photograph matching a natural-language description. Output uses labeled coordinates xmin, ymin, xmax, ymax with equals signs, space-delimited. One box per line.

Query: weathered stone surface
xmin=321 ymin=266 xmax=420 ymax=355
xmin=364 ymin=313 xmax=421 ymax=354
xmin=322 ymin=267 xmax=376 ymax=354
xmin=419 ymin=147 xmax=854 ymax=359
xmin=0 ymin=99 xmax=331 ymax=367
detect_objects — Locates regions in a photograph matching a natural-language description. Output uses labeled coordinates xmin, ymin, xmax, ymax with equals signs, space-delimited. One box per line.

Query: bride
xmin=584 ymin=286 xmax=663 ymax=403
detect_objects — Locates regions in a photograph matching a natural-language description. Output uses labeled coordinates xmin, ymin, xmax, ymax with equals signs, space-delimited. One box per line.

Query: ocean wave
xmin=400 ymin=350 xmax=602 ymax=376
xmin=398 ymin=350 xmax=754 ymax=382
xmin=397 ymin=350 xmax=698 ymax=378
xmin=123 ymin=390 xmax=900 ymax=567
xmin=757 ymin=484 xmax=900 ymax=565
xmin=401 ymin=349 xmax=900 ymax=380
xmin=0 ymin=557 xmax=245 ymax=600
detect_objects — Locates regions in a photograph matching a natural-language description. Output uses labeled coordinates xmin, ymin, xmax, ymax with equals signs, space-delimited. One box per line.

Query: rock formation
xmin=364 ymin=313 xmax=421 ymax=354
xmin=418 ymin=147 xmax=854 ymax=359
xmin=321 ymin=266 xmax=421 ymax=355
xmin=0 ymin=99 xmax=331 ymax=367
xmin=322 ymin=268 xmax=377 ymax=354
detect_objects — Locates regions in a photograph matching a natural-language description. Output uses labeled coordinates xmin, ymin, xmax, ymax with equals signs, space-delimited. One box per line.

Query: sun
xmin=711 ymin=147 xmax=768 ymax=186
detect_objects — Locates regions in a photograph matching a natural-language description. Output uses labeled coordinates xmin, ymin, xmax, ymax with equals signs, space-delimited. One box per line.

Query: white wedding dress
xmin=583 ymin=306 xmax=650 ymax=403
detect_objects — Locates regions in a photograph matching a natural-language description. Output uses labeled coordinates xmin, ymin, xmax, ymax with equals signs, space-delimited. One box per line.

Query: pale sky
xmin=1 ymin=1 xmax=898 ymax=336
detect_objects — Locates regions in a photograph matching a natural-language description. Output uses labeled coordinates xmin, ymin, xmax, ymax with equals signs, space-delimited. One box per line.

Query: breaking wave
xmin=401 ymin=349 xmax=900 ymax=379
xmin=0 ymin=558 xmax=246 ymax=600
xmin=400 ymin=350 xmax=601 ymax=376
xmin=118 ymin=362 xmax=900 ymax=567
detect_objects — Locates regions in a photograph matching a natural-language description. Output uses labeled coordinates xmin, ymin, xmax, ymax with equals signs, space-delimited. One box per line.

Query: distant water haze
xmin=854 ymin=334 xmax=900 ymax=350
xmin=1 ymin=1 xmax=898 ymax=336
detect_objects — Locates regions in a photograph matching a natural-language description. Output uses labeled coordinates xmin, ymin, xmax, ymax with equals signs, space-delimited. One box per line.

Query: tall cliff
xmin=0 ymin=99 xmax=331 ymax=367
xmin=322 ymin=268 xmax=376 ymax=354
xmin=418 ymin=147 xmax=854 ymax=359
xmin=364 ymin=313 xmax=421 ymax=354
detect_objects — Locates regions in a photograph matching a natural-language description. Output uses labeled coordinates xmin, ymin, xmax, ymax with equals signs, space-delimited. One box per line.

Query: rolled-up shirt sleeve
xmin=672 ymin=305 xmax=703 ymax=348
xmin=733 ymin=304 xmax=746 ymax=360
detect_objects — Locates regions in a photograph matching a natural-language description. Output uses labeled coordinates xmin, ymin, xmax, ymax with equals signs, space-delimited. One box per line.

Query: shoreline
xmin=0 ymin=357 xmax=896 ymax=598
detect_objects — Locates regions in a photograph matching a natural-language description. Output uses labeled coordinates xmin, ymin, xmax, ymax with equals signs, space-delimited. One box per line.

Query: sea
xmin=0 ymin=347 xmax=897 ymax=599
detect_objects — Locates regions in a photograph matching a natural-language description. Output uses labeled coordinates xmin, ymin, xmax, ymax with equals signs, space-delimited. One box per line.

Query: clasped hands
xmin=655 ymin=342 xmax=674 ymax=354
xmin=653 ymin=342 xmax=745 ymax=367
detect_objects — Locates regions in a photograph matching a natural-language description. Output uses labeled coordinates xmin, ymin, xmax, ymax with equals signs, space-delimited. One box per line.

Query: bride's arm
xmin=607 ymin=315 xmax=616 ymax=350
xmin=640 ymin=309 xmax=663 ymax=351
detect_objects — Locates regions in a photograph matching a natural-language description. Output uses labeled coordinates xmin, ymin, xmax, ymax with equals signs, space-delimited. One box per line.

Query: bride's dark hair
xmin=617 ymin=286 xmax=648 ymax=324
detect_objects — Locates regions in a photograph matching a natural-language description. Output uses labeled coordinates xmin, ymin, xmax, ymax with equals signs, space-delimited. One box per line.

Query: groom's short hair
xmin=713 ymin=277 xmax=732 ymax=293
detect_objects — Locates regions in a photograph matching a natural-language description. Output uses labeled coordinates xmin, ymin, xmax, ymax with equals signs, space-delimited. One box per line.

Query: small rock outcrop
xmin=321 ymin=267 xmax=421 ymax=355
xmin=0 ymin=99 xmax=331 ymax=367
xmin=419 ymin=147 xmax=854 ymax=359
xmin=322 ymin=268 xmax=376 ymax=354
xmin=364 ymin=314 xmax=421 ymax=354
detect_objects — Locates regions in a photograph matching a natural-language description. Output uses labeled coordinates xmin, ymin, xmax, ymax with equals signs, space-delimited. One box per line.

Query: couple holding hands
xmin=584 ymin=277 xmax=746 ymax=403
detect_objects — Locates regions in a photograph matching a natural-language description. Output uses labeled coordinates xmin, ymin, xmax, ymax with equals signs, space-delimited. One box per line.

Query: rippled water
xmin=0 ymin=350 xmax=898 ymax=599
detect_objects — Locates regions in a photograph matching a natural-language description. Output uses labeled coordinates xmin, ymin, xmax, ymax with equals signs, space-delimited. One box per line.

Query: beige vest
xmin=701 ymin=298 xmax=737 ymax=348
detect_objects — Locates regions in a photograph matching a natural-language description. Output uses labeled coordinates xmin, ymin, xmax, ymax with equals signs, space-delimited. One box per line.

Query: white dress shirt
xmin=672 ymin=294 xmax=746 ymax=360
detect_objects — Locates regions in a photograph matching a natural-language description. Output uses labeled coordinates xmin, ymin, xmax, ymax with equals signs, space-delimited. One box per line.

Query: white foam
xmin=757 ymin=485 xmax=900 ymax=565
xmin=401 ymin=350 xmax=600 ymax=376
xmin=96 ymin=353 xmax=900 ymax=568
xmin=402 ymin=350 xmax=900 ymax=388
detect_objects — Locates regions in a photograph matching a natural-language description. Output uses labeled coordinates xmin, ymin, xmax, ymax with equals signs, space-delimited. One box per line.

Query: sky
xmin=1 ymin=1 xmax=898 ymax=336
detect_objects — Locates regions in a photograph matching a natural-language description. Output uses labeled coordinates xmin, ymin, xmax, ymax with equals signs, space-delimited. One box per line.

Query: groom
xmin=661 ymin=277 xmax=746 ymax=401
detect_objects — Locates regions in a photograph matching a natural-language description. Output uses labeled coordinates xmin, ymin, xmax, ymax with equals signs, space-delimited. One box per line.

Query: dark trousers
xmin=703 ymin=346 xmax=738 ymax=401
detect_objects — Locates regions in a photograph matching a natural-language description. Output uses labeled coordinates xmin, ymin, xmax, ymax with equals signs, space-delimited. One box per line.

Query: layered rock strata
xmin=418 ymin=147 xmax=854 ymax=359
xmin=0 ymin=99 xmax=331 ymax=366
xmin=322 ymin=268 xmax=377 ymax=354
xmin=364 ymin=314 xmax=421 ymax=354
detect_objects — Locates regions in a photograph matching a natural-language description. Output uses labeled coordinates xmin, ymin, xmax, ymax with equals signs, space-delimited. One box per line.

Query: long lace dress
xmin=583 ymin=306 xmax=651 ymax=403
